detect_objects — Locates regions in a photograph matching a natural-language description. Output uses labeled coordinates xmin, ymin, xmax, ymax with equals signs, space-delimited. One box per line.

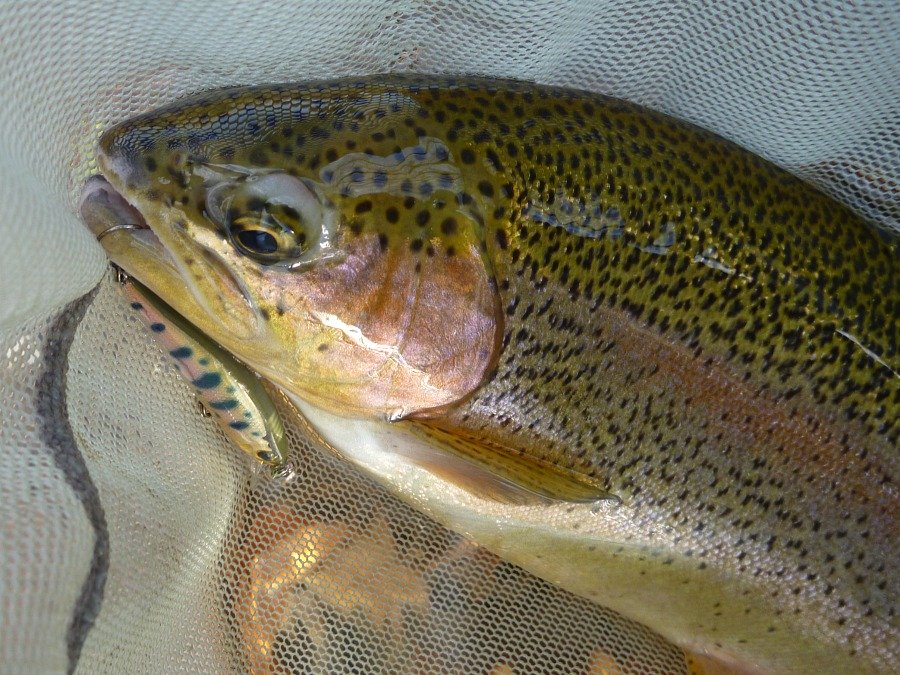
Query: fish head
xmin=94 ymin=82 xmax=502 ymax=418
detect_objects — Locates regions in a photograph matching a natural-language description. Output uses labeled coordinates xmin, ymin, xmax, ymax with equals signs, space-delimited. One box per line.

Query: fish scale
xmin=89 ymin=74 xmax=897 ymax=672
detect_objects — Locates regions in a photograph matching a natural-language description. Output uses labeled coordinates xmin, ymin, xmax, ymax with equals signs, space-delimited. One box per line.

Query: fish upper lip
xmin=80 ymin=173 xmax=154 ymax=240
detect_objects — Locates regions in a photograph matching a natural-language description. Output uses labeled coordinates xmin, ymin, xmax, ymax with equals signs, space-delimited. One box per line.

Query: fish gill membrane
xmin=79 ymin=75 xmax=898 ymax=674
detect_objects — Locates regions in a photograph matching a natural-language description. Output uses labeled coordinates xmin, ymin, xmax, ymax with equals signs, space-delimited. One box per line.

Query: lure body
xmin=120 ymin=278 xmax=288 ymax=467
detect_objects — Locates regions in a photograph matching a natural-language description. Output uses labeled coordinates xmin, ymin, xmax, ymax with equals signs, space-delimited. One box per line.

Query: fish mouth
xmin=79 ymin=174 xmax=156 ymax=242
xmin=81 ymin=166 xmax=274 ymax=351
xmin=78 ymin=173 xmax=173 ymax=274
xmin=87 ymin=122 xmax=188 ymax=282
xmin=78 ymin=172 xmax=194 ymax=301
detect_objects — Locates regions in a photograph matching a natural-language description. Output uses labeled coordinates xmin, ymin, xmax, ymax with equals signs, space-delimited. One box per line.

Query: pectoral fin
xmin=399 ymin=420 xmax=618 ymax=505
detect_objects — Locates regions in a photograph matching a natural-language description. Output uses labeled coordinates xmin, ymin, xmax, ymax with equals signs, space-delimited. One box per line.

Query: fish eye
xmin=235 ymin=229 xmax=278 ymax=255
xmin=226 ymin=205 xmax=309 ymax=262
xmin=205 ymin=172 xmax=334 ymax=266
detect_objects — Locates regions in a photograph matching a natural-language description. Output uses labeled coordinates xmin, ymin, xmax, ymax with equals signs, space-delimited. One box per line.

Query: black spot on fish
xmin=457 ymin=191 xmax=474 ymax=206
xmin=248 ymin=148 xmax=268 ymax=165
xmin=478 ymin=180 xmax=494 ymax=198
xmin=485 ymin=148 xmax=503 ymax=171
xmin=495 ymin=229 xmax=509 ymax=250
xmin=150 ymin=323 xmax=165 ymax=332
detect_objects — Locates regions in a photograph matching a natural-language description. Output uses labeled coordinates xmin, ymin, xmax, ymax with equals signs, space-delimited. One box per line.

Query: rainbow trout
xmin=85 ymin=75 xmax=897 ymax=672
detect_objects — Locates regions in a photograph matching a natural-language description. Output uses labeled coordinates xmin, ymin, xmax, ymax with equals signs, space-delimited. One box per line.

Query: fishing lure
xmin=119 ymin=273 xmax=290 ymax=469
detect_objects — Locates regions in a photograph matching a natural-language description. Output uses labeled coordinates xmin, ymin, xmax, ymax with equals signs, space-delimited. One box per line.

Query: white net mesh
xmin=0 ymin=1 xmax=896 ymax=673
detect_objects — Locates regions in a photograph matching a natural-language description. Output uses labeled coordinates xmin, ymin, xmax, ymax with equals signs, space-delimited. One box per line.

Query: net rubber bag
xmin=0 ymin=1 xmax=896 ymax=673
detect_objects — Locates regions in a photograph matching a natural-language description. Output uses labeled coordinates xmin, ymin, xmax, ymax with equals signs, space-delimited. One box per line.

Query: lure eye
xmin=205 ymin=172 xmax=335 ymax=266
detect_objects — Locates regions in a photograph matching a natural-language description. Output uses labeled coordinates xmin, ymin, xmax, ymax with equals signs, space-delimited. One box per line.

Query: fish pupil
xmin=237 ymin=229 xmax=278 ymax=254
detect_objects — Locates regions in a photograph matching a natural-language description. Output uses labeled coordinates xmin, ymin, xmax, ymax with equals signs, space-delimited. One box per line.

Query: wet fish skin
xmin=91 ymin=75 xmax=897 ymax=672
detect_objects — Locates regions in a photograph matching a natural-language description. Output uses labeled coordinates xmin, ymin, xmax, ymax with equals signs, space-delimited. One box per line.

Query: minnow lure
xmin=120 ymin=275 xmax=289 ymax=467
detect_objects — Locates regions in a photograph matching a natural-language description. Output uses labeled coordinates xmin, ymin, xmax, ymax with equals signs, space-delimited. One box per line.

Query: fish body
xmin=87 ymin=75 xmax=897 ymax=672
